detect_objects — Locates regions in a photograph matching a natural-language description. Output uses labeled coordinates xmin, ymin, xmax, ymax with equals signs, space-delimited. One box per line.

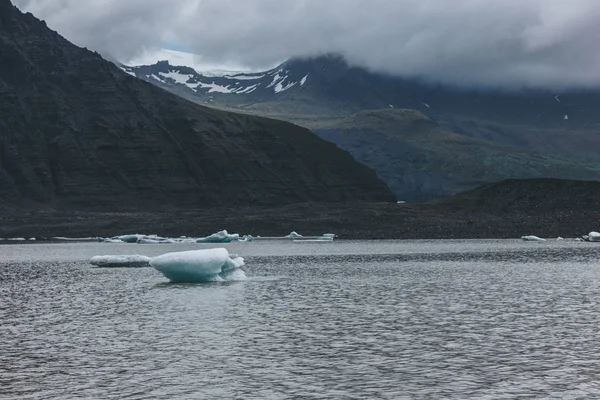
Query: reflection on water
xmin=2 ymin=240 xmax=600 ymax=399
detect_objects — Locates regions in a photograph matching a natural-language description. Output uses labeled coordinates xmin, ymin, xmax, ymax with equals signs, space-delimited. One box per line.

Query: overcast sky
xmin=13 ymin=0 xmax=600 ymax=89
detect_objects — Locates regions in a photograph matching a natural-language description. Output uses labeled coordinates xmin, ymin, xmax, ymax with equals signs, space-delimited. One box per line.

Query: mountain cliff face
xmin=127 ymin=54 xmax=600 ymax=201
xmin=0 ymin=1 xmax=395 ymax=210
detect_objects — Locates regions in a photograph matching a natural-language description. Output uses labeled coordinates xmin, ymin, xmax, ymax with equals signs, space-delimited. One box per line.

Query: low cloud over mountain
xmin=13 ymin=0 xmax=600 ymax=89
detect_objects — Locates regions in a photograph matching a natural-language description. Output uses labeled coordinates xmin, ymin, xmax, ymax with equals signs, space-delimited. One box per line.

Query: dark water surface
xmin=2 ymin=240 xmax=600 ymax=399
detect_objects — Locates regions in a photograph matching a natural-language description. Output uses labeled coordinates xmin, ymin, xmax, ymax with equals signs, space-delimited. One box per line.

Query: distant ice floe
xmin=150 ymin=248 xmax=246 ymax=283
xmin=91 ymin=230 xmax=336 ymax=245
xmin=587 ymin=232 xmax=600 ymax=242
xmin=196 ymin=230 xmax=240 ymax=243
xmin=294 ymin=233 xmax=336 ymax=243
xmin=90 ymin=255 xmax=151 ymax=268
xmin=521 ymin=235 xmax=546 ymax=242
xmin=285 ymin=231 xmax=303 ymax=238
xmin=239 ymin=235 xmax=254 ymax=243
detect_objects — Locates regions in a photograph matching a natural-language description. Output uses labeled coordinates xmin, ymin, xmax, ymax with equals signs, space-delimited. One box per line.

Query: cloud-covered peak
xmin=13 ymin=0 xmax=600 ymax=89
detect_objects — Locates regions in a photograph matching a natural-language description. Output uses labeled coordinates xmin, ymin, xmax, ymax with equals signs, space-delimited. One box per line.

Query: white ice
xmin=90 ymin=255 xmax=151 ymax=268
xmin=197 ymin=230 xmax=240 ymax=243
xmin=285 ymin=231 xmax=303 ymax=238
xmin=588 ymin=232 xmax=600 ymax=242
xmin=150 ymin=248 xmax=246 ymax=283
xmin=521 ymin=235 xmax=546 ymax=242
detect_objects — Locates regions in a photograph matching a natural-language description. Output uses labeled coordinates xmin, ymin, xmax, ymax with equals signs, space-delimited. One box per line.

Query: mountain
xmin=126 ymin=55 xmax=600 ymax=201
xmin=0 ymin=0 xmax=395 ymax=211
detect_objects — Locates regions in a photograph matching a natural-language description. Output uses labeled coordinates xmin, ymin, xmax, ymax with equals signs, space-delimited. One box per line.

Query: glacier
xmin=150 ymin=248 xmax=246 ymax=283
xmin=90 ymin=255 xmax=151 ymax=268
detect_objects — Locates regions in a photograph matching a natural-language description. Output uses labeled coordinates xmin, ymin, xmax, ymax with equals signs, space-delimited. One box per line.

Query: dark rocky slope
xmin=0 ymin=0 xmax=394 ymax=211
xmin=2 ymin=178 xmax=599 ymax=240
xmin=128 ymin=55 xmax=600 ymax=202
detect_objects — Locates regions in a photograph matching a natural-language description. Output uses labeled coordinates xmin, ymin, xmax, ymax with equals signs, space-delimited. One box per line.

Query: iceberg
xmin=90 ymin=255 xmax=151 ymax=268
xmin=150 ymin=248 xmax=245 ymax=283
xmin=239 ymin=235 xmax=254 ymax=242
xmin=117 ymin=234 xmax=144 ymax=243
xmin=103 ymin=238 xmax=124 ymax=243
xmin=285 ymin=231 xmax=303 ymax=238
xmin=137 ymin=238 xmax=175 ymax=244
xmin=196 ymin=230 xmax=239 ymax=243
xmin=588 ymin=232 xmax=600 ymax=242
xmin=521 ymin=235 xmax=546 ymax=242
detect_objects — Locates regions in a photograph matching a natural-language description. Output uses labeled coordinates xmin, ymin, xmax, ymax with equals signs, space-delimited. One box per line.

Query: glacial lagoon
xmin=2 ymin=239 xmax=600 ymax=399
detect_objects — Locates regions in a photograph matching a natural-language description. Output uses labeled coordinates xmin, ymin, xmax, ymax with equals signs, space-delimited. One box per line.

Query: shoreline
xmin=1 ymin=202 xmax=598 ymax=241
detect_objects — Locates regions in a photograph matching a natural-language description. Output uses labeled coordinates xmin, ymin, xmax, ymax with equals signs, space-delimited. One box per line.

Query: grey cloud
xmin=12 ymin=0 xmax=600 ymax=89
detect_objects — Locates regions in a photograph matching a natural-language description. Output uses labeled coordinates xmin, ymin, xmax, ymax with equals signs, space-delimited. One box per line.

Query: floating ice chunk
xmin=90 ymin=255 xmax=151 ymax=268
xmin=285 ymin=231 xmax=303 ymax=238
xmin=196 ymin=230 xmax=239 ymax=243
xmin=239 ymin=235 xmax=254 ymax=242
xmin=28 ymin=238 xmax=36 ymax=241
xmin=137 ymin=238 xmax=175 ymax=244
xmin=557 ymin=237 xmax=564 ymax=240
xmin=521 ymin=235 xmax=546 ymax=242
xmin=53 ymin=236 xmax=99 ymax=241
xmin=150 ymin=248 xmax=246 ymax=283
xmin=103 ymin=238 xmax=124 ymax=243
xmin=588 ymin=232 xmax=600 ymax=242
xmin=7 ymin=238 xmax=26 ymax=241
xmin=117 ymin=234 xmax=144 ymax=243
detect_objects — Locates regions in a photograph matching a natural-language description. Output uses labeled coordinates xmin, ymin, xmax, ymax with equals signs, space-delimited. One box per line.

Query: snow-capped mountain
xmin=121 ymin=60 xmax=311 ymax=103
xmin=123 ymin=54 xmax=600 ymax=202
xmin=123 ymin=54 xmax=600 ymax=127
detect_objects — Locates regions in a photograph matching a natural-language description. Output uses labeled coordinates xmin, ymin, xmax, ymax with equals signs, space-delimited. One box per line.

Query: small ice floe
xmin=90 ymin=255 xmax=151 ymax=268
xmin=294 ymin=233 xmax=336 ymax=243
xmin=564 ymin=115 xmax=569 ymax=121
xmin=117 ymin=234 xmax=144 ymax=243
xmin=7 ymin=238 xmax=26 ymax=241
xmin=588 ymin=232 xmax=600 ymax=242
xmin=557 ymin=237 xmax=564 ymax=240
xmin=53 ymin=236 xmax=99 ymax=242
xmin=103 ymin=238 xmax=124 ymax=243
xmin=521 ymin=235 xmax=546 ymax=242
xmin=239 ymin=235 xmax=254 ymax=243
xmin=137 ymin=238 xmax=175 ymax=244
xmin=285 ymin=231 xmax=303 ymax=238
xmin=196 ymin=230 xmax=239 ymax=243
xmin=150 ymin=248 xmax=246 ymax=283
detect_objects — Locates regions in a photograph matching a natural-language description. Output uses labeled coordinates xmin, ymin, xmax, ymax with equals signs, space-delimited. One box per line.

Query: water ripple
xmin=2 ymin=240 xmax=600 ymax=398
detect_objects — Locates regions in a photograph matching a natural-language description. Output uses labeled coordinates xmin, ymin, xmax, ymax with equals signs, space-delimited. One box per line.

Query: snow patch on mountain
xmin=274 ymin=80 xmax=297 ymax=93
xmin=197 ymin=81 xmax=235 ymax=94
xmin=159 ymin=71 xmax=194 ymax=85
xmin=236 ymin=84 xmax=260 ymax=94
xmin=300 ymin=74 xmax=309 ymax=85
xmin=120 ymin=66 xmax=137 ymax=77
